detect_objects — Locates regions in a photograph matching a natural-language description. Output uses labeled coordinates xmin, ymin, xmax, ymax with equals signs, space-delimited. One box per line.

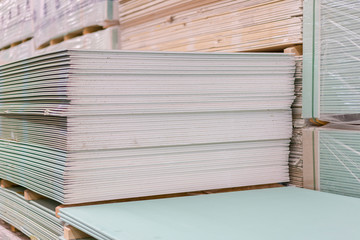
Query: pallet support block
xmin=64 ymin=225 xmax=90 ymax=240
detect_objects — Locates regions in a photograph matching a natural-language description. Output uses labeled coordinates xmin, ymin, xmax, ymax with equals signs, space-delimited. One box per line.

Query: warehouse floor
xmin=0 ymin=221 xmax=29 ymax=240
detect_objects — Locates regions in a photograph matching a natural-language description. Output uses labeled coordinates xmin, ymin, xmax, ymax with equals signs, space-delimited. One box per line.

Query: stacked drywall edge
xmin=303 ymin=0 xmax=360 ymax=122
xmin=36 ymin=26 xmax=120 ymax=55
xmin=33 ymin=0 xmax=119 ymax=49
xmin=59 ymin=187 xmax=360 ymax=240
xmin=119 ymin=0 xmax=303 ymax=52
xmin=289 ymin=56 xmax=305 ymax=187
xmin=0 ymin=0 xmax=34 ymax=49
xmin=0 ymin=0 xmax=120 ymax=65
xmin=0 ymin=185 xmax=62 ymax=240
xmin=0 ymin=50 xmax=295 ymax=205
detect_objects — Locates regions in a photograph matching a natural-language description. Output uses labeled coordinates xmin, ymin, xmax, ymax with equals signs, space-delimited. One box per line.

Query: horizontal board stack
xmin=0 ymin=181 xmax=62 ymax=240
xmin=36 ymin=26 xmax=120 ymax=55
xmin=33 ymin=0 xmax=119 ymax=49
xmin=0 ymin=0 xmax=34 ymax=49
xmin=0 ymin=50 xmax=294 ymax=207
xmin=59 ymin=187 xmax=360 ymax=240
xmin=119 ymin=0 xmax=303 ymax=52
xmin=0 ymin=0 xmax=35 ymax=65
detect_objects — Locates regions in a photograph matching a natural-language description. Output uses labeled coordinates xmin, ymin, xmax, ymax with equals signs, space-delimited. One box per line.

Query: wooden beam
xmin=284 ymin=45 xmax=303 ymax=56
xmin=1 ymin=180 xmax=17 ymax=188
xmin=64 ymin=225 xmax=90 ymax=240
xmin=24 ymin=189 xmax=45 ymax=201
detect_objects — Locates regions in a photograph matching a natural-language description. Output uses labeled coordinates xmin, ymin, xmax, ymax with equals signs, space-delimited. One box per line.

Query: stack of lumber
xmin=33 ymin=0 xmax=119 ymax=49
xmin=119 ymin=0 xmax=303 ymax=52
xmin=0 ymin=50 xmax=294 ymax=205
xmin=59 ymin=187 xmax=360 ymax=240
xmin=303 ymin=126 xmax=360 ymax=198
xmin=36 ymin=26 xmax=120 ymax=55
xmin=0 ymin=0 xmax=34 ymax=49
xmin=0 ymin=184 xmax=62 ymax=240
xmin=303 ymin=0 xmax=360 ymax=122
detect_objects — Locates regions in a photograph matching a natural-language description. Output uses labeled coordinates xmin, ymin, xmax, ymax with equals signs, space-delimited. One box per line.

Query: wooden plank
xmin=24 ymin=189 xmax=45 ymax=201
xmin=1 ymin=180 xmax=17 ymax=188
xmin=64 ymin=225 xmax=90 ymax=240
xmin=284 ymin=45 xmax=303 ymax=56
xmin=10 ymin=225 xmax=17 ymax=233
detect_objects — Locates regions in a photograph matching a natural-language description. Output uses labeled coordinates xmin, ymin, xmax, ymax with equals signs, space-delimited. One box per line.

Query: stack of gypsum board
xmin=59 ymin=187 xmax=360 ymax=240
xmin=33 ymin=0 xmax=119 ymax=49
xmin=0 ymin=185 xmax=62 ymax=240
xmin=0 ymin=0 xmax=34 ymax=49
xmin=303 ymin=0 xmax=360 ymax=122
xmin=289 ymin=56 xmax=305 ymax=187
xmin=119 ymin=0 xmax=303 ymax=52
xmin=0 ymin=50 xmax=294 ymax=205
xmin=0 ymin=39 xmax=35 ymax=65
xmin=35 ymin=26 xmax=120 ymax=55
xmin=303 ymin=126 xmax=360 ymax=198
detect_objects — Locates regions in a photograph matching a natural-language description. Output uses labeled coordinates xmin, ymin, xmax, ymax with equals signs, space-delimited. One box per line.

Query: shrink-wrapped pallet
xmin=33 ymin=0 xmax=119 ymax=49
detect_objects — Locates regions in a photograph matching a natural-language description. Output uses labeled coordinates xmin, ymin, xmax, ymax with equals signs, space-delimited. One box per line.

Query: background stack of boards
xmin=5 ymin=0 xmax=358 ymax=239
xmin=302 ymin=0 xmax=360 ymax=197
xmin=0 ymin=0 xmax=305 ymax=187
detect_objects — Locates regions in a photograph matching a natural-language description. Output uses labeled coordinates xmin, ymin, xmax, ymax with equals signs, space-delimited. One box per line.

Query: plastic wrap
xmin=0 ymin=0 xmax=34 ymax=49
xmin=303 ymin=125 xmax=360 ymax=198
xmin=33 ymin=0 xmax=119 ymax=49
xmin=35 ymin=26 xmax=120 ymax=55
xmin=303 ymin=0 xmax=360 ymax=123
xmin=0 ymin=39 xmax=35 ymax=65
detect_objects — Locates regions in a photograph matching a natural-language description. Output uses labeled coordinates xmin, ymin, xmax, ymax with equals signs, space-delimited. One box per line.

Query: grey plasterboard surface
xmin=60 ymin=187 xmax=360 ymax=240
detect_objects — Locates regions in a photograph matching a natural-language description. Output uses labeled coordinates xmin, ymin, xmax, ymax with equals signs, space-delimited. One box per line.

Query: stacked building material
xmin=303 ymin=126 xmax=360 ymax=198
xmin=119 ymin=0 xmax=303 ymax=52
xmin=33 ymin=0 xmax=119 ymax=49
xmin=303 ymin=0 xmax=360 ymax=122
xmin=289 ymin=56 xmax=305 ymax=187
xmin=0 ymin=50 xmax=294 ymax=205
xmin=0 ymin=185 xmax=62 ymax=240
xmin=35 ymin=26 xmax=120 ymax=55
xmin=302 ymin=0 xmax=360 ymax=198
xmin=59 ymin=187 xmax=360 ymax=240
xmin=0 ymin=0 xmax=34 ymax=49
xmin=0 ymin=40 xmax=35 ymax=65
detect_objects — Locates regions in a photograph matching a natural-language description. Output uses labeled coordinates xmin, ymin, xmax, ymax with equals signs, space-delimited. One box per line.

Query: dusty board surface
xmin=60 ymin=187 xmax=360 ymax=240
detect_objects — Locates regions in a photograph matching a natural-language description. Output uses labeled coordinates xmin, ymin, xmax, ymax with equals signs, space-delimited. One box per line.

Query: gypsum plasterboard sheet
xmin=0 ymin=134 xmax=290 ymax=204
xmin=318 ymin=128 xmax=360 ymax=198
xmin=0 ymin=50 xmax=295 ymax=116
xmin=0 ymin=138 xmax=290 ymax=204
xmin=303 ymin=0 xmax=360 ymax=121
xmin=0 ymin=111 xmax=292 ymax=151
xmin=59 ymin=187 xmax=360 ymax=240
xmin=0 ymin=186 xmax=62 ymax=240
xmin=0 ymin=50 xmax=294 ymax=204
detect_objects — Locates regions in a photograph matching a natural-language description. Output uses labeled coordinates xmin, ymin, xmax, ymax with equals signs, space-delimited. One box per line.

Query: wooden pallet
xmin=0 ymin=219 xmax=30 ymax=240
xmin=37 ymin=20 xmax=119 ymax=50
xmin=0 ymin=38 xmax=32 ymax=51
